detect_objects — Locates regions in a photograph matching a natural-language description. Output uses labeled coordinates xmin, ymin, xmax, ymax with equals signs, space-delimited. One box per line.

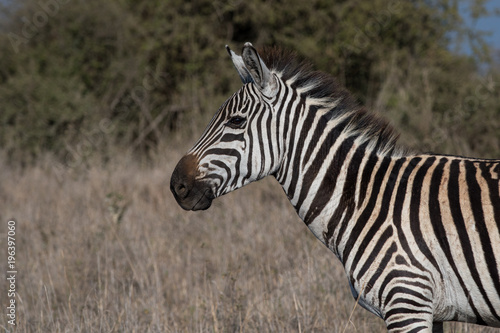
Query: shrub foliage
xmin=0 ymin=0 xmax=499 ymax=162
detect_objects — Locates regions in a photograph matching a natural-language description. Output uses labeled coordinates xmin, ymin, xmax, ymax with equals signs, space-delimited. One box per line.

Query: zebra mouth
xmin=171 ymin=182 xmax=215 ymax=211
xmin=190 ymin=187 xmax=215 ymax=211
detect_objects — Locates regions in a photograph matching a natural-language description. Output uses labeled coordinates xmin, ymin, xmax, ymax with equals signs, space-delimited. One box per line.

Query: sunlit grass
xmin=0 ymin=144 xmax=497 ymax=332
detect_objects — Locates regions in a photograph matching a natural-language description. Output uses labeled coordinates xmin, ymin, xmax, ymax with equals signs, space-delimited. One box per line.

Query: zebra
xmin=170 ymin=42 xmax=500 ymax=332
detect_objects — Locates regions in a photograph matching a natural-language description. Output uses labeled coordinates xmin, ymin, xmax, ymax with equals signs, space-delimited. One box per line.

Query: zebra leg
xmin=379 ymin=271 xmax=437 ymax=332
xmin=432 ymin=322 xmax=443 ymax=333
xmin=383 ymin=293 xmax=435 ymax=332
xmin=385 ymin=314 xmax=433 ymax=333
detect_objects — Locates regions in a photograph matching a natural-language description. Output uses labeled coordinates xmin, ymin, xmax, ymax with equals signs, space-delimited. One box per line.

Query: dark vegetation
xmin=0 ymin=0 xmax=499 ymax=164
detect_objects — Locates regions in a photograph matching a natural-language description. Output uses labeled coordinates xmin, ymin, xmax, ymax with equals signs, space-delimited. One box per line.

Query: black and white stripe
xmin=171 ymin=42 xmax=500 ymax=332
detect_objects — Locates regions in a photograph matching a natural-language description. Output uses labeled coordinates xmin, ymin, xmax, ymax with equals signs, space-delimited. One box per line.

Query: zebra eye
xmin=225 ymin=116 xmax=246 ymax=129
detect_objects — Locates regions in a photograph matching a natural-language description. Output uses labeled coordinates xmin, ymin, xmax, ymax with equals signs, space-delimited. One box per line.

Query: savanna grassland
xmin=1 ymin=142 xmax=500 ymax=333
xmin=0 ymin=142 xmax=383 ymax=332
xmin=1 ymin=0 xmax=500 ymax=332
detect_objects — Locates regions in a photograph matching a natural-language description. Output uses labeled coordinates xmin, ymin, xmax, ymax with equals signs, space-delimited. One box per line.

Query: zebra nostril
xmin=175 ymin=183 xmax=188 ymax=198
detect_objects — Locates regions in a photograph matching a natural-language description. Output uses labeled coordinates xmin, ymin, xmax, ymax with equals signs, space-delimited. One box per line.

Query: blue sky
xmin=458 ymin=0 xmax=500 ymax=59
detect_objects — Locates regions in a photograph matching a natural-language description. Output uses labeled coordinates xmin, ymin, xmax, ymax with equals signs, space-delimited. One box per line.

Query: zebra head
xmin=171 ymin=43 xmax=280 ymax=210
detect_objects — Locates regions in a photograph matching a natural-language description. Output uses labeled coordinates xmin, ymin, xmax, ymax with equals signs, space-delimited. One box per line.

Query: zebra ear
xmin=226 ymin=45 xmax=254 ymax=84
xmin=241 ymin=42 xmax=277 ymax=95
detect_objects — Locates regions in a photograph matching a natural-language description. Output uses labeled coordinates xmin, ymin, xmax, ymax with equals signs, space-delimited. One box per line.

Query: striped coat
xmin=171 ymin=42 xmax=500 ymax=332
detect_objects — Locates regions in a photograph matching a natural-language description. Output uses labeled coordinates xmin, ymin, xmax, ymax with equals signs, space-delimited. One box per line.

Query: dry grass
xmin=0 ymin=142 xmax=498 ymax=332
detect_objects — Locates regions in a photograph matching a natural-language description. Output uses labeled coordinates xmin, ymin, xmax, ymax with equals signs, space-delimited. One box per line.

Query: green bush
xmin=0 ymin=0 xmax=498 ymax=162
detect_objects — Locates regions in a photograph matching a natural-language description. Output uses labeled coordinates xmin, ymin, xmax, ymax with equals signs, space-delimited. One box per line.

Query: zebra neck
xmin=275 ymin=130 xmax=373 ymax=248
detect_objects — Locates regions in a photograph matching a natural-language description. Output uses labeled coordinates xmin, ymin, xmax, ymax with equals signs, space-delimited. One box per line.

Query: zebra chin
xmin=172 ymin=188 xmax=214 ymax=211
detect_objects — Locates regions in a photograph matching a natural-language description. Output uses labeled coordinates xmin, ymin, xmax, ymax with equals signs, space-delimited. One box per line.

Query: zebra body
xmin=170 ymin=43 xmax=500 ymax=332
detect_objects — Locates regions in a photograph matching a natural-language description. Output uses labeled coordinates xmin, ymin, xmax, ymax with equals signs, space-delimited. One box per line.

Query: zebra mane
xmin=259 ymin=46 xmax=406 ymax=157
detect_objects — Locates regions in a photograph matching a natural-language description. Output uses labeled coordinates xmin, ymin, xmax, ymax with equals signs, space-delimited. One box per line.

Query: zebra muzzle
xmin=170 ymin=154 xmax=214 ymax=211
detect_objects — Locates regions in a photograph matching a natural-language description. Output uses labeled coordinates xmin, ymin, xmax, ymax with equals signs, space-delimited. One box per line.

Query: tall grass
xmin=0 ymin=142 xmax=498 ymax=332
